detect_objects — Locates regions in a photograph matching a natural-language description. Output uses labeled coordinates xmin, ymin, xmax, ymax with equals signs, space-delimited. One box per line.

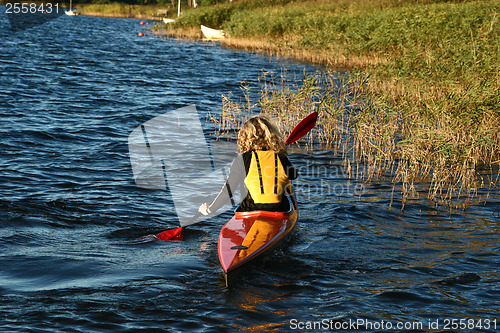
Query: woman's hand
xmin=198 ymin=203 xmax=211 ymax=216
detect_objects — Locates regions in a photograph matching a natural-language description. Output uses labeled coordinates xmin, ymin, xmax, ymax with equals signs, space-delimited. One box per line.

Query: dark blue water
xmin=1 ymin=12 xmax=499 ymax=333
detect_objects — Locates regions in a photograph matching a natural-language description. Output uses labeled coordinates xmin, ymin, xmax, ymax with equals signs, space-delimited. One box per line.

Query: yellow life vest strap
xmin=273 ymin=152 xmax=279 ymax=195
xmin=253 ymin=151 xmax=265 ymax=195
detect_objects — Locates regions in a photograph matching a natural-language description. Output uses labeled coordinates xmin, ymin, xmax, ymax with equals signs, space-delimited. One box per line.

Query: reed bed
xmin=210 ymin=70 xmax=500 ymax=209
xmin=156 ymin=0 xmax=500 ymax=208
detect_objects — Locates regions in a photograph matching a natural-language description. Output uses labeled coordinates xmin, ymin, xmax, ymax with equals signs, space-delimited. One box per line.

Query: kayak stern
xmin=218 ymin=196 xmax=298 ymax=286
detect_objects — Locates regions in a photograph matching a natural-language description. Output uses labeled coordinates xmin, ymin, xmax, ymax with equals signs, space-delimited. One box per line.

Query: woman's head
xmin=237 ymin=116 xmax=285 ymax=154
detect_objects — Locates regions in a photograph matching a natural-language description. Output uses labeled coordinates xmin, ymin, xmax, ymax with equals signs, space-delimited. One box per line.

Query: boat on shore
xmin=201 ymin=25 xmax=224 ymax=39
xmin=218 ymin=195 xmax=298 ymax=286
xmin=65 ymin=9 xmax=79 ymax=15
xmin=65 ymin=0 xmax=79 ymax=15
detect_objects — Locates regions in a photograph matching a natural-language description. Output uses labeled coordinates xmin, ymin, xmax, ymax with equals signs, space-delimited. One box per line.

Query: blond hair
xmin=237 ymin=116 xmax=286 ymax=154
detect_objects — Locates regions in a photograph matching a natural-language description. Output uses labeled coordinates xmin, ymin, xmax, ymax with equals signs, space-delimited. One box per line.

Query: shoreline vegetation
xmin=160 ymin=0 xmax=499 ymax=209
xmin=73 ymin=3 xmax=170 ymax=19
xmin=74 ymin=0 xmax=499 ymax=208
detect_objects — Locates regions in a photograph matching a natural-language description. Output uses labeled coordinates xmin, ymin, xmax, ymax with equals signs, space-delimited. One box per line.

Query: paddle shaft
xmin=184 ymin=112 xmax=317 ymax=224
xmin=184 ymin=212 xmax=202 ymax=227
xmin=156 ymin=111 xmax=318 ymax=240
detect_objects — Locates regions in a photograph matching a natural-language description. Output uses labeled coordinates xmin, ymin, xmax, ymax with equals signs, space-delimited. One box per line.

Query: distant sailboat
xmin=65 ymin=0 xmax=79 ymax=15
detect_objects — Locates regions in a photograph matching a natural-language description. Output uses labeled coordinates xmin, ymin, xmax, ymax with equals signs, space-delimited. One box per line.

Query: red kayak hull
xmin=217 ymin=196 xmax=298 ymax=285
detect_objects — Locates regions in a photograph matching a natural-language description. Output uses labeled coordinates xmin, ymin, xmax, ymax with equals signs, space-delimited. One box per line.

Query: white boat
xmin=163 ymin=18 xmax=175 ymax=24
xmin=65 ymin=0 xmax=79 ymax=15
xmin=201 ymin=25 xmax=225 ymax=39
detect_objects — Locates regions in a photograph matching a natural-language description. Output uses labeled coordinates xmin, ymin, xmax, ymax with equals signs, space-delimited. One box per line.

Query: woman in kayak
xmin=199 ymin=116 xmax=297 ymax=215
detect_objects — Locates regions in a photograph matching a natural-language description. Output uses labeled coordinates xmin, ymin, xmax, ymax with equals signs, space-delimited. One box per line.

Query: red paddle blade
xmin=285 ymin=111 xmax=318 ymax=145
xmin=156 ymin=227 xmax=183 ymax=241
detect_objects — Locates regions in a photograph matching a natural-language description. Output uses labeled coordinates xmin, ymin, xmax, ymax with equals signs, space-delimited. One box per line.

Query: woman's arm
xmin=199 ymin=155 xmax=248 ymax=215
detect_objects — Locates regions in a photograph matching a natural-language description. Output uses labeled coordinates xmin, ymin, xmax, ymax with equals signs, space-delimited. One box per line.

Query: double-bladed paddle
xmin=154 ymin=111 xmax=318 ymax=241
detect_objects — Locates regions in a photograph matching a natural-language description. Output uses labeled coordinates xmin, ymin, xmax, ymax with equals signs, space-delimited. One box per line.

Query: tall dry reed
xmin=211 ymin=70 xmax=500 ymax=209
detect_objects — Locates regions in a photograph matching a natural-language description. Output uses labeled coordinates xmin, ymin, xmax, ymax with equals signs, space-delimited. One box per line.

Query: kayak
xmin=218 ymin=195 xmax=298 ymax=286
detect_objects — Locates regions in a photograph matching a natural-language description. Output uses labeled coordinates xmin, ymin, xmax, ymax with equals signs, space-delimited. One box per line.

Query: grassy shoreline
xmin=157 ymin=0 xmax=499 ymax=207
xmin=74 ymin=3 xmax=173 ymax=20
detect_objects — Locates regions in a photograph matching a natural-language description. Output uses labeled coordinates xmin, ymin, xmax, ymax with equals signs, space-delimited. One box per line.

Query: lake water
xmin=1 ymin=12 xmax=499 ymax=333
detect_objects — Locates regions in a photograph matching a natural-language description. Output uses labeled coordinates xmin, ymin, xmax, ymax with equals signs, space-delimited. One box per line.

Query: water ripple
xmin=0 ymin=12 xmax=499 ymax=333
